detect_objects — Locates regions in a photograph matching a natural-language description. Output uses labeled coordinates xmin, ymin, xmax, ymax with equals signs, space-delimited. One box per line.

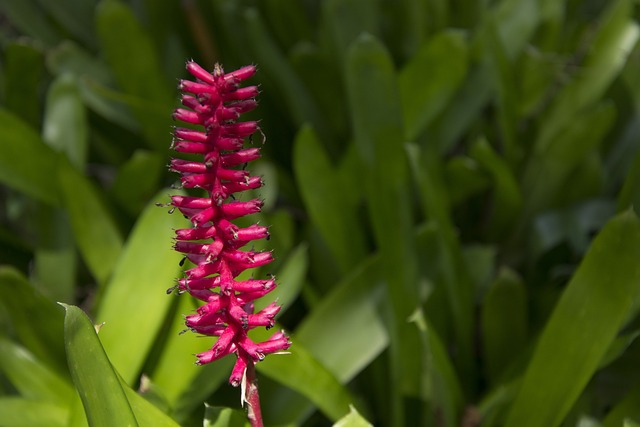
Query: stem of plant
xmin=245 ymin=363 xmax=264 ymax=427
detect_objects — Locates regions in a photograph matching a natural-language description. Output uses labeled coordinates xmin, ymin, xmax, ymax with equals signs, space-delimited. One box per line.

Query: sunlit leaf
xmin=506 ymin=211 xmax=640 ymax=427
xmin=62 ymin=304 xmax=138 ymax=427
xmin=95 ymin=190 xmax=189 ymax=383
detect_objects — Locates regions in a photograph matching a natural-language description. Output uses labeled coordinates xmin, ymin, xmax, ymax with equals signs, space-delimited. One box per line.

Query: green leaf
xmin=409 ymin=309 xmax=464 ymax=427
xmin=32 ymin=205 xmax=77 ymax=303
xmin=43 ymin=74 xmax=88 ymax=168
xmin=469 ymin=137 xmax=523 ymax=238
xmin=243 ymin=8 xmax=328 ymax=140
xmin=0 ymin=337 xmax=74 ymax=406
xmin=203 ymin=406 xmax=250 ymax=427
xmin=0 ymin=267 xmax=67 ymax=374
xmin=256 ymin=341 xmax=356 ymax=422
xmin=618 ymin=147 xmax=640 ymax=213
xmin=119 ymin=376 xmax=181 ymax=427
xmin=481 ymin=267 xmax=527 ymax=384
xmin=295 ymin=256 xmax=388 ymax=383
xmin=79 ymin=79 xmax=169 ymax=149
xmin=255 ymin=243 xmax=307 ymax=312
xmin=95 ymin=0 xmax=173 ymax=150
xmin=603 ymin=385 xmax=640 ymax=427
xmin=523 ymin=102 xmax=615 ymax=219
xmin=171 ymin=359 xmax=234 ymax=424
xmin=346 ymin=33 xmax=421 ymax=408
xmin=625 ymin=419 xmax=640 ymax=427
xmin=534 ymin=0 xmax=639 ymax=154
xmin=110 ymin=150 xmax=164 ymax=217
xmin=322 ymin=0 xmax=379 ymax=62
xmin=333 ymin=405 xmax=373 ymax=427
xmin=293 ymin=126 xmax=367 ymax=273
xmin=36 ymin=73 xmax=89 ymax=301
xmin=62 ymin=304 xmax=139 ymax=427
xmin=58 ymin=159 xmax=124 ymax=287
xmin=491 ymin=0 xmax=539 ymax=59
xmin=505 ymin=210 xmax=640 ymax=427
xmin=262 ymin=256 xmax=387 ymax=425
xmin=406 ymin=143 xmax=475 ymax=386
xmin=35 ymin=0 xmax=97 ymax=48
xmin=3 ymin=41 xmax=44 ymax=127
xmin=399 ymin=30 xmax=469 ymax=141
xmin=94 ymin=190 xmax=189 ymax=383
xmin=146 ymin=296 xmax=202 ymax=407
xmin=0 ymin=0 xmax=62 ymax=46
xmin=0 ymin=109 xmax=60 ymax=206
xmin=0 ymin=398 xmax=68 ymax=427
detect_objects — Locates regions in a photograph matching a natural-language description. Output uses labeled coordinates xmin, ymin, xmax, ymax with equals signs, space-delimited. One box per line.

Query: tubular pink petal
xmin=224 ymin=65 xmax=257 ymax=83
xmin=221 ymin=148 xmax=261 ymax=166
xmin=173 ymin=108 xmax=201 ymax=124
xmin=186 ymin=60 xmax=216 ymax=85
xmin=229 ymin=355 xmax=248 ymax=387
xmin=174 ymin=127 xmax=208 ymax=143
xmin=221 ymin=199 xmax=263 ymax=219
xmin=222 ymin=86 xmax=259 ymax=101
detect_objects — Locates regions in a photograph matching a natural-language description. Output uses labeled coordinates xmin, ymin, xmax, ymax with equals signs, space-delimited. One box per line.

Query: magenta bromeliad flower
xmin=167 ymin=60 xmax=291 ymax=388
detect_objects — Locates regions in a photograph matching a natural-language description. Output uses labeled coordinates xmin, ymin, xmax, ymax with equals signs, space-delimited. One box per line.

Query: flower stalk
xmin=167 ymin=60 xmax=290 ymax=426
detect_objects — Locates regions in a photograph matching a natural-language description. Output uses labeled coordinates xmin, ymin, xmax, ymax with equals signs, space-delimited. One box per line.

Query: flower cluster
xmin=168 ymin=61 xmax=290 ymax=387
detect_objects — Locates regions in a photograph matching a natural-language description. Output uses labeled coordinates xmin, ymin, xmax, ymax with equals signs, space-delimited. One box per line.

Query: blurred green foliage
xmin=1 ymin=0 xmax=640 ymax=426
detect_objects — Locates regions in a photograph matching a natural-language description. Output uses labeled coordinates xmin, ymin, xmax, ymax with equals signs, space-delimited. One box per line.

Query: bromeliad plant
xmin=167 ymin=60 xmax=291 ymax=425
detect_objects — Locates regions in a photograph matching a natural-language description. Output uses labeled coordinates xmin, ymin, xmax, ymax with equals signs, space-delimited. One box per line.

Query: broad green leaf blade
xmin=62 ymin=304 xmax=138 ymax=427
xmin=0 ymin=267 xmax=67 ymax=374
xmin=256 ymin=341 xmax=355 ymax=422
xmin=243 ymin=8 xmax=328 ymax=140
xmin=147 ymin=296 xmax=202 ymax=407
xmin=110 ymin=150 xmax=164 ymax=217
xmin=534 ymin=0 xmax=639 ymax=154
xmin=255 ymin=242 xmax=307 ymax=312
xmin=0 ymin=337 xmax=74 ymax=406
xmin=260 ymin=256 xmax=388 ymax=425
xmin=323 ymin=0 xmax=379 ymax=62
xmin=409 ymin=310 xmax=464 ymax=427
xmin=0 ymin=109 xmax=60 ymax=206
xmin=3 ymin=41 xmax=44 ymax=126
xmin=95 ymin=190 xmax=189 ymax=383
xmin=0 ymin=398 xmax=68 ymax=427
xmin=32 ymin=205 xmax=76 ymax=303
xmin=603 ymin=385 xmax=640 ymax=427
xmin=0 ymin=0 xmax=62 ymax=47
xmin=618 ymin=148 xmax=640 ymax=213
xmin=119 ymin=375 xmax=181 ymax=427
xmin=43 ymin=74 xmax=88 ymax=168
xmin=36 ymin=72 xmax=89 ymax=301
xmin=96 ymin=0 xmax=173 ymax=150
xmin=492 ymin=0 xmax=539 ymax=59
xmin=469 ymin=138 xmax=522 ymax=238
xmin=333 ymin=405 xmax=373 ymax=427
xmin=523 ymin=102 xmax=615 ymax=217
xmin=346 ymin=33 xmax=422 ymax=406
xmin=295 ymin=256 xmax=388 ymax=383
xmin=293 ymin=126 xmax=366 ymax=273
xmin=78 ymin=79 xmax=171 ymax=150
xmin=406 ymin=143 xmax=474 ymax=385
xmin=203 ymin=406 xmax=250 ymax=427
xmin=399 ymin=30 xmax=468 ymax=141
xmin=58 ymin=160 xmax=124 ymax=287
xmin=35 ymin=0 xmax=97 ymax=48
xmin=505 ymin=210 xmax=640 ymax=427
xmin=481 ymin=267 xmax=527 ymax=384
xmin=171 ymin=358 xmax=234 ymax=424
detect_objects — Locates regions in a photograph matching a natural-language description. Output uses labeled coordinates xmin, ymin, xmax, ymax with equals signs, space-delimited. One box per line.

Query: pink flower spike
xmin=168 ymin=61 xmax=290 ymax=394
